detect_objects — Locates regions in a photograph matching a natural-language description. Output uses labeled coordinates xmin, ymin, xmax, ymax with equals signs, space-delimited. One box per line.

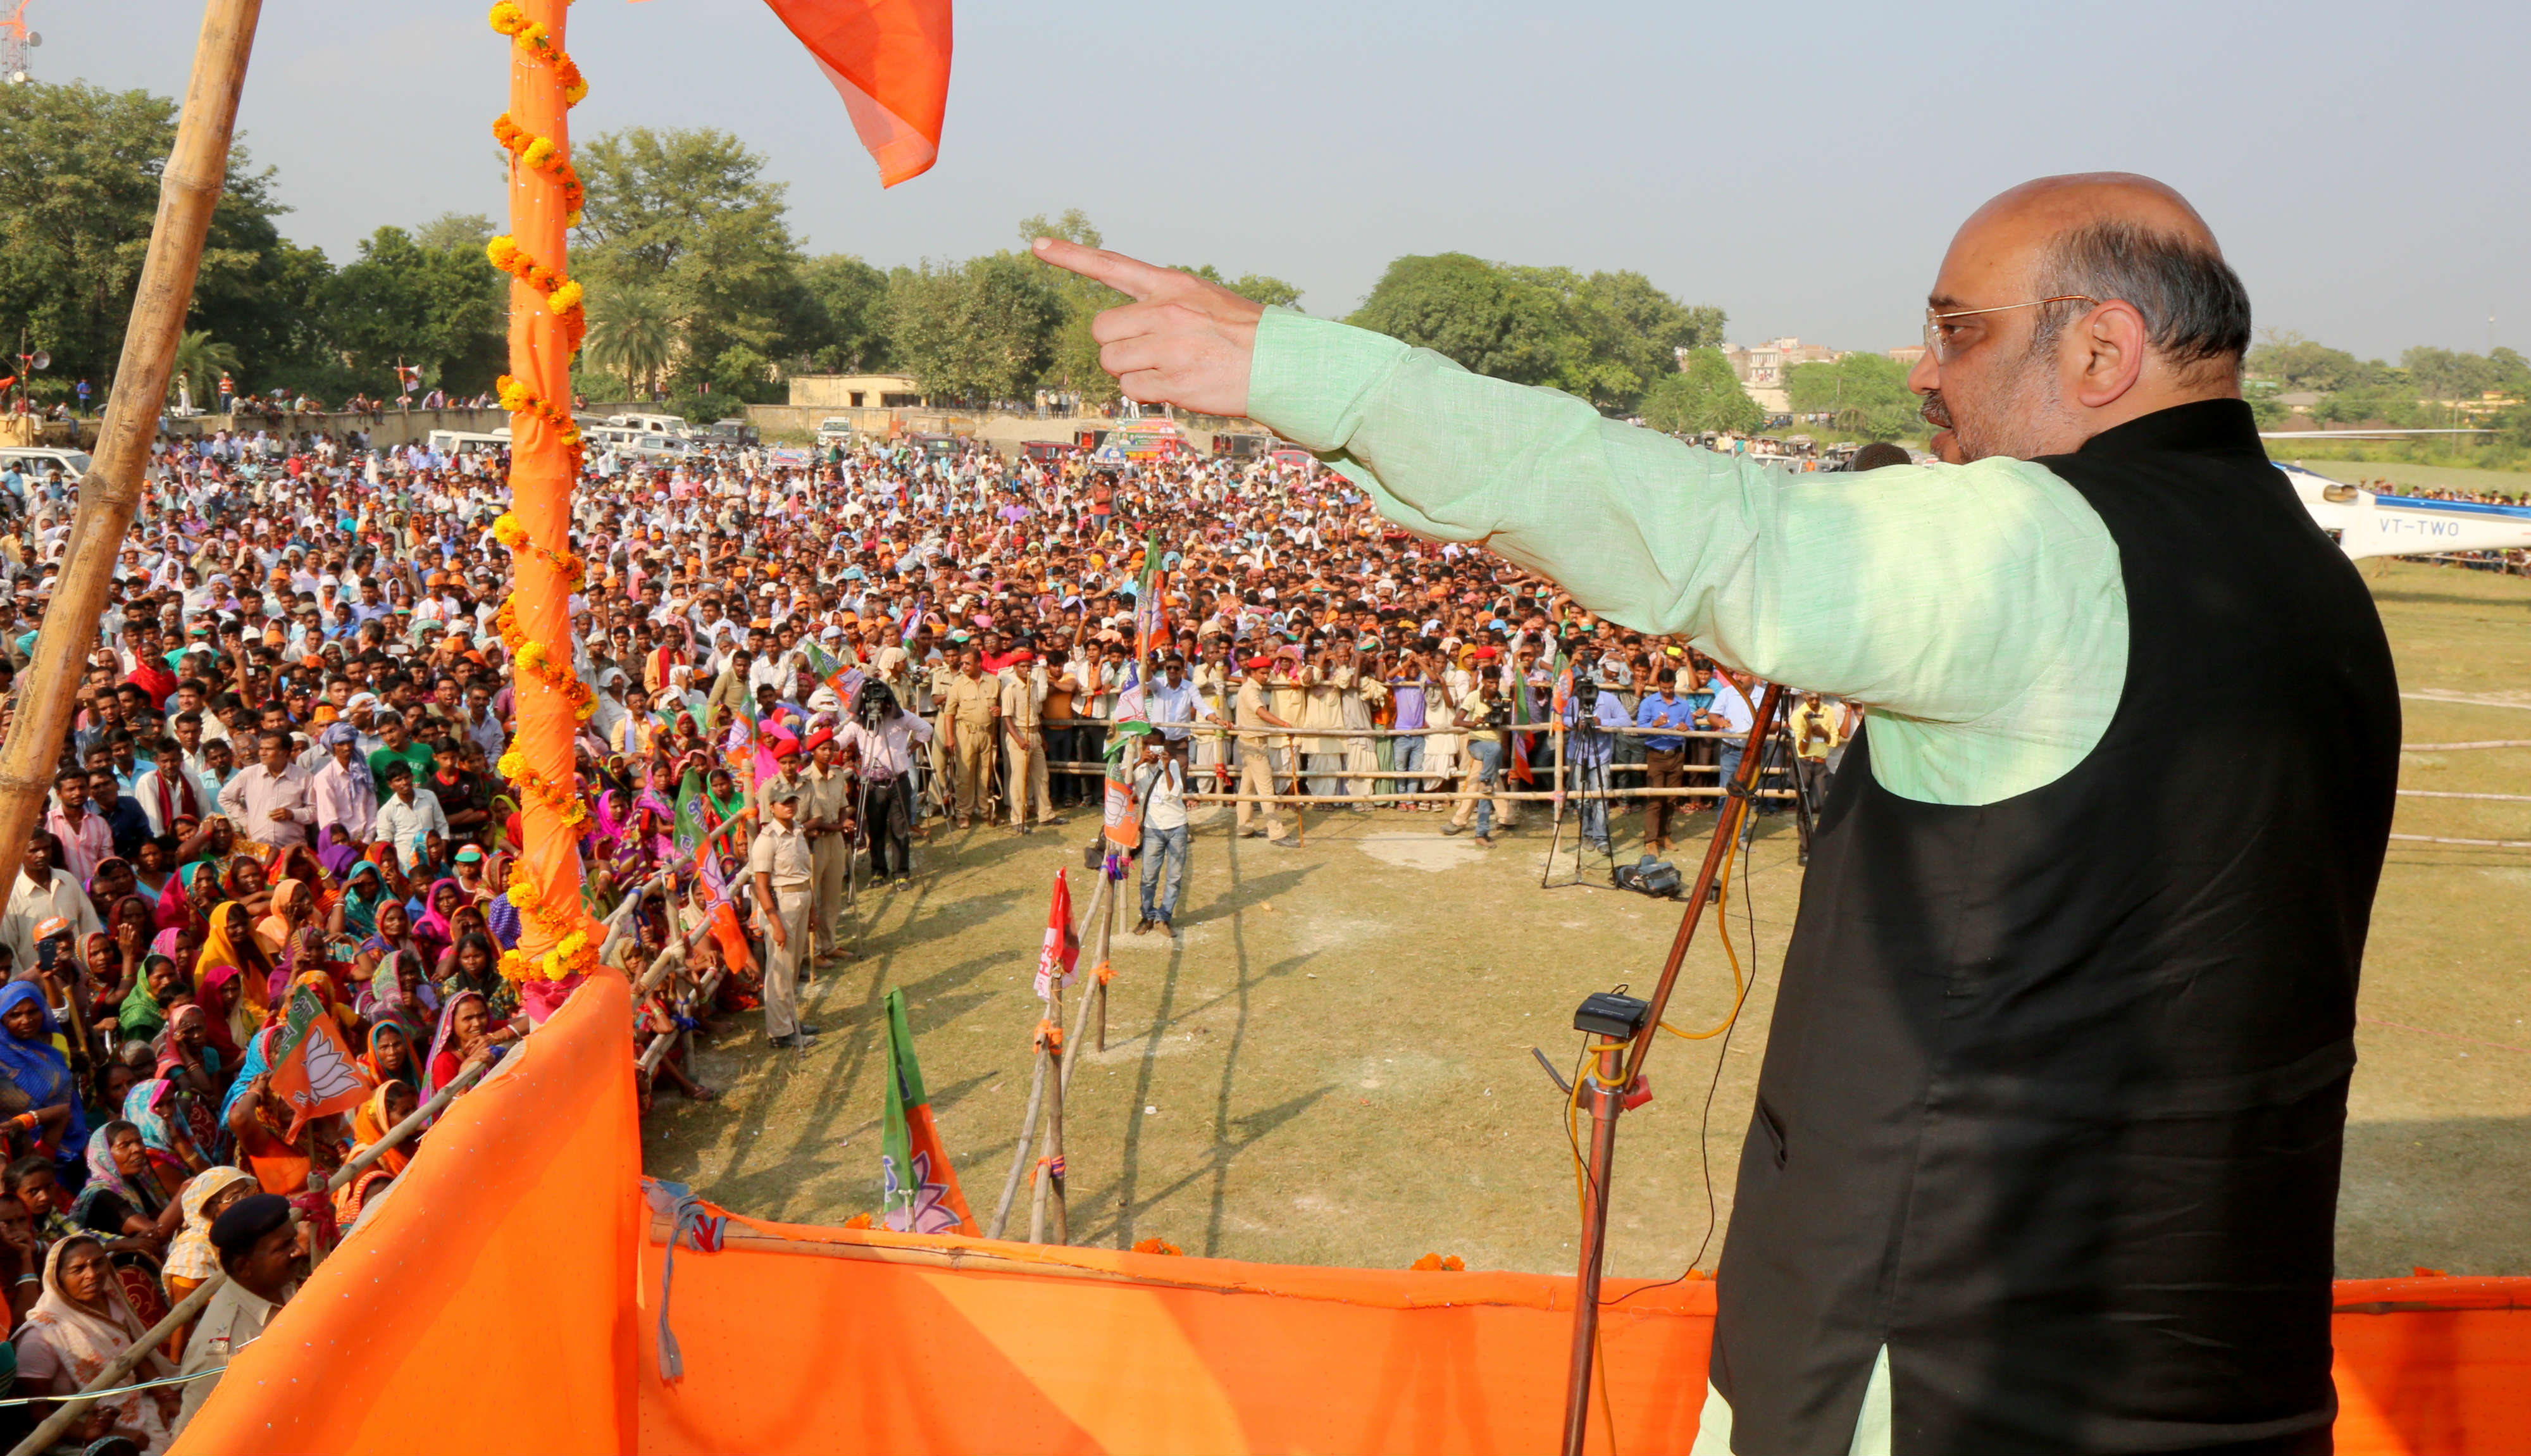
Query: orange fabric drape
xmin=169 ymin=974 xmax=637 ymax=1454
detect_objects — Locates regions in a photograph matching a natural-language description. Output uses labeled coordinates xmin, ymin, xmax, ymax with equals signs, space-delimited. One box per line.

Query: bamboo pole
xmin=991 ymin=871 xmax=1104 ymax=1239
xmin=0 ymin=0 xmax=263 ymax=901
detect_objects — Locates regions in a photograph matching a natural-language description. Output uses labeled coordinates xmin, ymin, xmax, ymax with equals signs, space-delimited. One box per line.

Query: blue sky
xmin=55 ymin=0 xmax=2528 ymax=360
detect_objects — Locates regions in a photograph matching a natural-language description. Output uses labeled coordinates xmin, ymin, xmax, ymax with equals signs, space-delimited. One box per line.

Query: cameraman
xmin=1561 ymin=673 xmax=1631 ymax=856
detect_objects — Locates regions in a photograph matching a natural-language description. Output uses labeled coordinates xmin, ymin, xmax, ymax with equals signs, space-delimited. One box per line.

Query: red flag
xmin=757 ymin=0 xmax=953 ymax=186
xmin=1035 ymin=869 xmax=1078 ymax=1000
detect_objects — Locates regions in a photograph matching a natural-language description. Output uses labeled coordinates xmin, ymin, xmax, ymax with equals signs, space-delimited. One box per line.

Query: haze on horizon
xmin=48 ymin=0 xmax=2527 ymax=362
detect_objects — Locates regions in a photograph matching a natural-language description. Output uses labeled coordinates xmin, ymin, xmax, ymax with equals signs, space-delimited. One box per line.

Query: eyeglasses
xmin=1922 ymin=295 xmax=2098 ymax=363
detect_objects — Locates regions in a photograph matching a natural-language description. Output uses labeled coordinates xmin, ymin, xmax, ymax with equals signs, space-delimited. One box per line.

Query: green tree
xmin=312 ymin=225 xmax=506 ymax=394
xmin=888 ymin=252 xmax=1064 ymax=404
xmin=585 ymin=283 xmax=676 ymax=397
xmin=2401 ymin=346 xmax=2499 ymax=402
xmin=788 ymin=253 xmax=894 ymax=373
xmin=574 ymin=127 xmax=804 ymax=377
xmin=2244 ymin=332 xmax=2394 ymax=392
xmin=167 ymin=330 xmax=240 ymax=409
xmin=1022 ymin=210 xmax=1124 ymax=406
xmin=1785 ymin=352 xmax=1920 ymax=439
xmin=411 ymin=212 xmax=497 ymax=254
xmin=1641 ymin=348 xmax=1762 ymax=435
xmin=1348 ymin=254 xmax=1723 ymax=414
xmin=1177 ymin=263 xmax=1305 ymax=311
xmin=706 ymin=344 xmax=777 ymax=404
xmin=0 ymin=81 xmax=306 ymax=394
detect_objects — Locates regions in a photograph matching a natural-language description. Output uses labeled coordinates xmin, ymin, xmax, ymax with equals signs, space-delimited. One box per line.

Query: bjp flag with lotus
xmin=267 ymin=985 xmax=371 ymax=1140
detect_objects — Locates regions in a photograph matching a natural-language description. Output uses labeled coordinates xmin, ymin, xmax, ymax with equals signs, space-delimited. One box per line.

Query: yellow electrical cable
xmin=1658 ymin=821 xmax=1751 ymax=1041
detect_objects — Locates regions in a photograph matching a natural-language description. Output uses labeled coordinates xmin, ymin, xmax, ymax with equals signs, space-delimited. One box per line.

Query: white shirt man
xmin=373 ymin=769 xmax=450 ymax=869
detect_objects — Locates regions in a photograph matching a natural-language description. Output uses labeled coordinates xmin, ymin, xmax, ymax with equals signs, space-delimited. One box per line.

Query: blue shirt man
xmin=1636 ymin=688 xmax=1696 ymax=752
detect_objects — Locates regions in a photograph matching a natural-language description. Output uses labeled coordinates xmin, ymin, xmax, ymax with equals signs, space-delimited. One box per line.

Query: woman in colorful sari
xmin=159 ymin=1166 xmax=254 ymax=1360
xmin=356 ymin=896 xmax=426 ymax=986
xmin=434 ymin=931 xmax=508 ymax=1016
xmin=193 ymin=903 xmax=273 ymax=1052
xmin=423 ymin=990 xmax=506 ymax=1099
xmin=220 ymin=1028 xmax=333 ymax=1197
xmin=411 ymin=878 xmax=465 ymax=971
xmin=252 ymin=878 xmax=316 ymax=960
xmin=333 ymin=1080 xmax=419 ymax=1228
xmin=277 ymin=845 xmax=337 ymax=920
xmin=358 ymin=1019 xmax=421 ymax=1095
xmin=117 ymin=950 xmax=188 ymax=1048
xmin=356 ymin=953 xmax=436 ymax=1050
xmin=0 ymin=981 xmax=89 ymax=1172
xmin=152 ymin=1004 xmax=228 ymax=1147
xmin=328 ymin=857 xmax=389 ymax=942
xmin=13 ymin=1235 xmax=178 ymax=1450
xmin=122 ymin=1080 xmax=208 ymax=1184
xmin=71 ymin=1119 xmax=182 ymax=1252
xmin=218 ymin=853 xmax=273 ymax=921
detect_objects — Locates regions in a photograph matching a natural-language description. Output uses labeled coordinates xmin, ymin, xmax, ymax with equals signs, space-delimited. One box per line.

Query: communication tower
xmin=0 ymin=1 xmax=38 ymax=86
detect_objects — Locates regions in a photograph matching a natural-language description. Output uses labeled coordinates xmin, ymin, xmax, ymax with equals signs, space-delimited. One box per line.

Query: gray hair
xmin=2032 ymin=220 xmax=2251 ymax=378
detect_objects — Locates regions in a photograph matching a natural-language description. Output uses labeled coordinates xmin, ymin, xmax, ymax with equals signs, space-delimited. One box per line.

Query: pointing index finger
xmin=1031 ymin=237 xmax=1178 ymax=302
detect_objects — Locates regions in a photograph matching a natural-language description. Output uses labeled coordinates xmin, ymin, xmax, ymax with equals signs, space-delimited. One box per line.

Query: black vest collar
xmin=2070 ymin=397 xmax=2264 ymax=461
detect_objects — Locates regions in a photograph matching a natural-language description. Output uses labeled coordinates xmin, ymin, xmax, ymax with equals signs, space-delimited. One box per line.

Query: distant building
xmin=788 ymin=373 xmax=924 ymax=410
xmin=1699 ymin=337 xmax=1844 ymax=415
xmin=1887 ymin=345 xmax=1927 ymax=368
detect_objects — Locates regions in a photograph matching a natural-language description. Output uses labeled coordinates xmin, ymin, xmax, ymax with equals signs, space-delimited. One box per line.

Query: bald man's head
xmin=1908 ymin=173 xmax=2251 ymax=462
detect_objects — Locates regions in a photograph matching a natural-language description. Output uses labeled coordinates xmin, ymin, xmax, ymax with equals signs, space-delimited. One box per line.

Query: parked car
xmin=815 ymin=417 xmax=856 ymax=450
xmin=700 ymin=418 xmax=759 ymax=447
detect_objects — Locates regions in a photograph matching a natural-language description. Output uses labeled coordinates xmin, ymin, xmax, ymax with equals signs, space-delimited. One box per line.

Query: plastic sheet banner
xmin=170 ymin=964 xmax=2531 ymax=1454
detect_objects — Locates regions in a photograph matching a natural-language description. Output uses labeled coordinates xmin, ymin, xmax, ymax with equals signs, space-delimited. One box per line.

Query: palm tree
xmin=168 ymin=330 xmax=242 ymax=411
xmin=584 ymin=285 xmax=676 ymax=398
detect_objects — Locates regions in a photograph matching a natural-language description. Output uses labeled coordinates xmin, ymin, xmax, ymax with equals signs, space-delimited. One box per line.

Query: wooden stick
xmin=0 ymin=0 xmax=264 ymax=907
xmin=990 ymin=870 xmax=1102 ymax=1239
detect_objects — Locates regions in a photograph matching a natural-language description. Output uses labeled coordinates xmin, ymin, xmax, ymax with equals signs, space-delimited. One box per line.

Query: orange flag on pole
xmin=757 ymin=0 xmax=953 ymax=185
xmin=266 ymin=986 xmax=372 ymax=1140
xmin=1035 ymin=868 xmax=1079 ymax=1000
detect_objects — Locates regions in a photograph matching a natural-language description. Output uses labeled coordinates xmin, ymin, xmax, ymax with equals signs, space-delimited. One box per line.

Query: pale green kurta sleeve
xmin=1242 ymin=308 xmax=2129 ymax=807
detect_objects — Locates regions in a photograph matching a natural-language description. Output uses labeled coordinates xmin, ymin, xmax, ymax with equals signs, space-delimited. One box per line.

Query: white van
xmin=815 ymin=417 xmax=856 ymax=449
xmin=425 ymin=428 xmax=512 ymax=454
xmin=606 ymin=413 xmax=692 ymax=439
xmin=0 ymin=447 xmax=92 ymax=482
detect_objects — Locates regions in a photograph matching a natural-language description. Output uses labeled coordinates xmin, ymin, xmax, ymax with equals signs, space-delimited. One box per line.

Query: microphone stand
xmin=1558 ymin=683 xmax=1786 ymax=1456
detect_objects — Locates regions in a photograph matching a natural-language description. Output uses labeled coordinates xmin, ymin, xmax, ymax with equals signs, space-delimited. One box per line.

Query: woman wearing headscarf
xmin=221 ymin=1028 xmax=332 ymax=1197
xmin=422 ymin=990 xmax=505 ymax=1099
xmin=192 ymin=902 xmax=272 ymax=1050
xmin=356 ymin=952 xmax=436 ymax=1050
xmin=411 ymin=879 xmax=464 ymax=971
xmin=71 ymin=1119 xmax=182 ymax=1252
xmin=252 ymin=878 xmax=314 ymax=960
xmin=328 ymin=857 xmax=388 ymax=942
xmin=150 ymin=1007 xmax=227 ymax=1166
xmin=117 ymin=950 xmax=187 ymax=1047
xmin=357 ymin=1019 xmax=421 ymax=1095
xmin=217 ymin=853 xmax=273 ymax=921
xmin=354 ymin=897 xmax=423 ymax=981
xmin=132 ymin=838 xmax=191 ymax=931
xmin=0 ymin=981 xmax=88 ymax=1171
xmin=12 ymin=1235 xmax=178 ymax=1450
xmin=159 ymin=1166 xmax=254 ymax=1360
xmin=333 ymin=1080 xmax=418 ymax=1228
xmin=121 ymin=1080 xmax=207 ymax=1184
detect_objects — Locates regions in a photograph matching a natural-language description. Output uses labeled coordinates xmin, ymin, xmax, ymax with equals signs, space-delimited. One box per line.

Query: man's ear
xmin=2070 ymin=301 xmax=2149 ymax=409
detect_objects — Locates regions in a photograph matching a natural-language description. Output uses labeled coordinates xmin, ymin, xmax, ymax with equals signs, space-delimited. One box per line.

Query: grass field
xmin=644 ymin=560 xmax=2531 ymax=1280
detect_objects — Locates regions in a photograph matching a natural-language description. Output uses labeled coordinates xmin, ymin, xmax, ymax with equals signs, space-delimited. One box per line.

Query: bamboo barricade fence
xmin=6 ymin=1053 xmax=494 ymax=1456
xmin=0 ymin=0 xmax=263 ymax=900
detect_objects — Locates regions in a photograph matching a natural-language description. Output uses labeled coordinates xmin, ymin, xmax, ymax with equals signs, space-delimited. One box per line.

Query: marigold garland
xmin=485 ymin=235 xmax=587 ymax=352
xmin=487 ymin=1 xmax=589 ymax=105
xmin=495 ymin=375 xmax=587 ymax=477
xmin=499 ymin=864 xmax=603 ymax=984
xmin=490 ymin=114 xmax=585 ymax=225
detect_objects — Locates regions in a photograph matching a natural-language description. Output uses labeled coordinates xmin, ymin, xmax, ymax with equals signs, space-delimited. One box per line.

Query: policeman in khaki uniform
xmin=998 ymin=649 xmax=1058 ymax=832
xmin=798 ymin=728 xmax=857 ymax=963
xmin=1233 ymin=656 xmax=1297 ymax=846
xmin=749 ymin=783 xmax=821 ymax=1049
xmin=939 ymin=647 xmax=1000 ymax=828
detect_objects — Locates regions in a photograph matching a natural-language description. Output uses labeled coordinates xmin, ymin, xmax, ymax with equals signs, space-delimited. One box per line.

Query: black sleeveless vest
xmin=1708 ymin=401 xmax=2399 ymax=1455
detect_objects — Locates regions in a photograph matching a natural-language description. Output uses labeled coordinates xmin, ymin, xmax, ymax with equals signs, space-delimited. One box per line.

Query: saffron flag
xmin=878 ymin=988 xmax=978 ymax=1235
xmin=1035 ymin=868 xmax=1079 ymax=1000
xmin=267 ymin=985 xmax=370 ymax=1140
xmin=1509 ymin=669 xmax=1539 ymax=785
xmin=756 ymin=0 xmax=953 ymax=187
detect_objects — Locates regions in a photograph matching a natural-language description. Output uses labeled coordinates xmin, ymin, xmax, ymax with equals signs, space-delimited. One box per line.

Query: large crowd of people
xmin=0 ymin=418 xmax=1864 ymax=1446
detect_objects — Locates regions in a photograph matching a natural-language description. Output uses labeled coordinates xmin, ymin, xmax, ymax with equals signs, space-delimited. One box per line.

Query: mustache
xmin=1919 ymin=390 xmax=1953 ymax=430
